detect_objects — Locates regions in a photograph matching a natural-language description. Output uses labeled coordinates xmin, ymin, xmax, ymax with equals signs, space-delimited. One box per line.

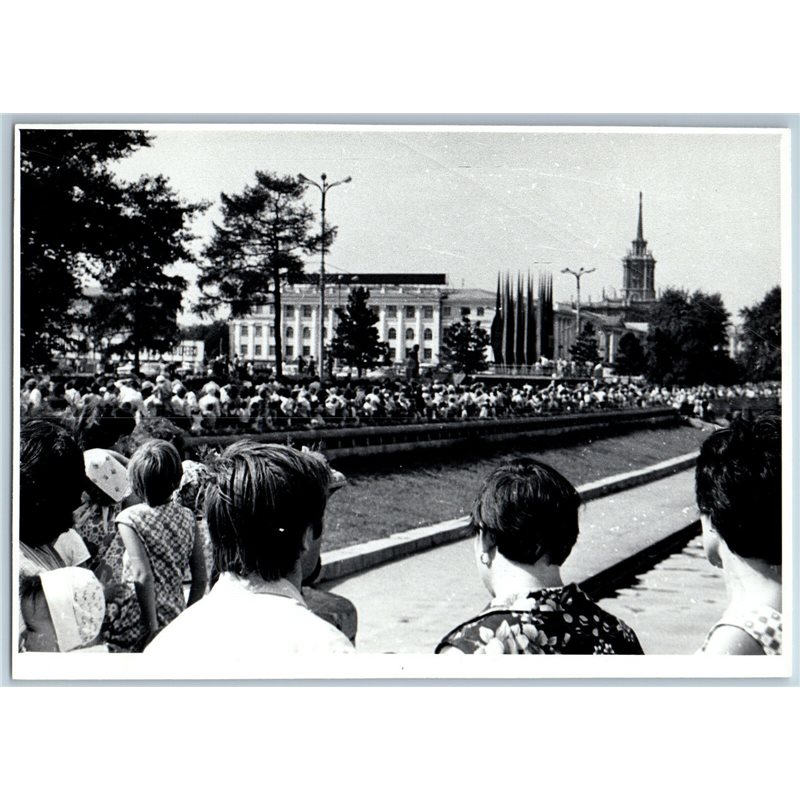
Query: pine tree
xmin=196 ymin=171 xmax=331 ymax=380
xmin=570 ymin=322 xmax=601 ymax=365
xmin=737 ymin=286 xmax=781 ymax=381
xmin=329 ymin=287 xmax=389 ymax=377
xmin=614 ymin=331 xmax=646 ymax=375
xmin=439 ymin=316 xmax=490 ymax=377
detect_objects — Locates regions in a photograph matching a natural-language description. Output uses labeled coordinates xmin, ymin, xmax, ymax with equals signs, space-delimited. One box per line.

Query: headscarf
xmin=83 ymin=448 xmax=131 ymax=503
xmin=39 ymin=567 xmax=105 ymax=652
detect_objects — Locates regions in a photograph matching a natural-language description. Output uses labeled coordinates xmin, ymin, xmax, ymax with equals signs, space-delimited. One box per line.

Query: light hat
xmin=84 ymin=448 xmax=131 ymax=503
xmin=39 ymin=567 xmax=105 ymax=652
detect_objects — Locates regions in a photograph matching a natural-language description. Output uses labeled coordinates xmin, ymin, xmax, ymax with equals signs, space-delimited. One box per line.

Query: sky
xmin=109 ymin=125 xmax=787 ymax=325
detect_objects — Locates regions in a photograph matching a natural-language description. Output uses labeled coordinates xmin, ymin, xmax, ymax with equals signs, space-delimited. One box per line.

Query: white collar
xmin=215 ymin=572 xmax=307 ymax=607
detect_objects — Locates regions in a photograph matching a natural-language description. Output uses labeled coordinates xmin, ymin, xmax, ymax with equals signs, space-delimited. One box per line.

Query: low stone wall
xmin=186 ymin=406 xmax=681 ymax=461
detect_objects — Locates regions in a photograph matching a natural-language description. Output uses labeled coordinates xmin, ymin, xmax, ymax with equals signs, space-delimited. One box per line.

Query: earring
xmin=479 ymin=552 xmax=491 ymax=566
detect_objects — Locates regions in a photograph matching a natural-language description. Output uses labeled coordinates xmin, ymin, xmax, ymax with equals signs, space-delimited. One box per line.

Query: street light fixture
xmin=298 ymin=172 xmax=352 ymax=384
xmin=561 ymin=267 xmax=596 ymax=343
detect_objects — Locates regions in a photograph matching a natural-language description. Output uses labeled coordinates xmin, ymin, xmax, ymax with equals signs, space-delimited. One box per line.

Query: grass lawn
xmin=322 ymin=422 xmax=709 ymax=551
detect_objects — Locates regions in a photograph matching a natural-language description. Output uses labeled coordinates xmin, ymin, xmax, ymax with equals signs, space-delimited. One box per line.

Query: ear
xmin=700 ymin=514 xmax=723 ymax=568
xmin=299 ymin=524 xmax=315 ymax=555
xmin=477 ymin=526 xmax=496 ymax=555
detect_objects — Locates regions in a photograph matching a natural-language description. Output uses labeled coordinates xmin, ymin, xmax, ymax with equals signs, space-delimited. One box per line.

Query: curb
xmin=319 ymin=451 xmax=699 ymax=583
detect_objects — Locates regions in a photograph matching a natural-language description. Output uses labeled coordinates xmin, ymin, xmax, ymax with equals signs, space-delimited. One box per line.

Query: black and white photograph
xmin=12 ymin=123 xmax=791 ymax=680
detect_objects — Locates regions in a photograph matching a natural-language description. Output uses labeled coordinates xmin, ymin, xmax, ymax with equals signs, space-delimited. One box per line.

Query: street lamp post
xmin=561 ymin=267 xmax=596 ymax=343
xmin=298 ymin=172 xmax=352 ymax=384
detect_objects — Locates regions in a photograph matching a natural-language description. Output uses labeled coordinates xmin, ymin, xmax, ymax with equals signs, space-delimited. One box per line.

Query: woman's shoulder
xmin=702 ymin=606 xmax=782 ymax=655
xmin=115 ymin=503 xmax=149 ymax=525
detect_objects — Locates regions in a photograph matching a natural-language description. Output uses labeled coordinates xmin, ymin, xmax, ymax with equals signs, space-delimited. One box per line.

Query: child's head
xmin=20 ymin=567 xmax=105 ymax=652
xmin=128 ymin=439 xmax=183 ymax=507
xmin=83 ymin=448 xmax=131 ymax=507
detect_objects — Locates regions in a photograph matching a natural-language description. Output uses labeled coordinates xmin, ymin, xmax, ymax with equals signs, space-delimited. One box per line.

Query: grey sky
xmin=110 ymin=126 xmax=786 ymax=324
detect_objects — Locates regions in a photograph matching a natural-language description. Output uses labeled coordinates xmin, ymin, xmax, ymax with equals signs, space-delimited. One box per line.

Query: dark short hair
xmin=20 ymin=420 xmax=85 ymax=547
xmin=695 ymin=415 xmax=781 ymax=565
xmin=204 ymin=442 xmax=331 ymax=581
xmin=128 ymin=439 xmax=183 ymax=507
xmin=471 ymin=458 xmax=581 ymax=566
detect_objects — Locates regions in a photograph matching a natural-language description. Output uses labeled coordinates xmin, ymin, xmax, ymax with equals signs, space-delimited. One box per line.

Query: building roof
xmin=295 ymin=273 xmax=448 ymax=286
xmin=443 ymin=288 xmax=496 ymax=303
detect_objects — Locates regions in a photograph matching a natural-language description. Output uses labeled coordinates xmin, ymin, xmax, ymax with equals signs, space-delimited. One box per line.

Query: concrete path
xmin=321 ymin=469 xmax=704 ymax=654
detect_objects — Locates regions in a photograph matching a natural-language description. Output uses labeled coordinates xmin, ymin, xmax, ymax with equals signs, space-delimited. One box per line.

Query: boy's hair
xmin=695 ymin=415 xmax=781 ymax=565
xmin=471 ymin=458 xmax=581 ymax=566
xmin=204 ymin=442 xmax=331 ymax=581
xmin=20 ymin=420 xmax=85 ymax=547
xmin=128 ymin=439 xmax=183 ymax=507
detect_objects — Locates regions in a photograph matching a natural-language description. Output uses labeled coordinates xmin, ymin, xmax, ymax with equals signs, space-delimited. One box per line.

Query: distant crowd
xmin=19 ymin=369 xmax=781 ymax=435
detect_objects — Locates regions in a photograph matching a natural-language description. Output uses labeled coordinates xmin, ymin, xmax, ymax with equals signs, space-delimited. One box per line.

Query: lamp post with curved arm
xmin=298 ymin=173 xmax=352 ymax=384
xmin=562 ymin=267 xmax=596 ymax=343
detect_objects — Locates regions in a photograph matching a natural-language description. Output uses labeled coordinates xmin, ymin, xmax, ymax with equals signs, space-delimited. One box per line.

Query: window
xmin=286 ymin=345 xmax=294 ymax=357
xmin=254 ymin=344 xmax=262 ymax=357
xmin=405 ymin=305 xmax=415 ymax=318
xmin=423 ymin=348 xmax=432 ymax=361
xmin=386 ymin=305 xmax=397 ymax=319
xmin=323 ymin=327 xmax=328 ymax=339
xmin=286 ymin=326 xmax=294 ymax=338
xmin=443 ymin=306 xmax=452 ymax=318
xmin=423 ymin=305 xmax=434 ymax=319
xmin=266 ymin=305 xmax=274 ymax=316
xmin=388 ymin=327 xmax=397 ymax=340
xmin=254 ymin=305 xmax=264 ymax=315
xmin=284 ymin=305 xmax=295 ymax=318
xmin=302 ymin=346 xmax=311 ymax=356
xmin=389 ymin=348 xmax=396 ymax=360
xmin=269 ymin=325 xmax=275 ymax=338
xmin=269 ymin=345 xmax=276 ymax=356
xmin=476 ymin=307 xmax=484 ymax=317
xmin=254 ymin=325 xmax=263 ymax=337
xmin=423 ymin=328 xmax=433 ymax=341
xmin=302 ymin=326 xmax=311 ymax=339
xmin=302 ymin=305 xmax=313 ymax=319
xmin=405 ymin=347 xmax=414 ymax=358
xmin=405 ymin=328 xmax=415 ymax=341
xmin=240 ymin=324 xmax=249 ymax=335
xmin=240 ymin=344 xmax=248 ymax=356
xmin=460 ymin=307 xmax=470 ymax=317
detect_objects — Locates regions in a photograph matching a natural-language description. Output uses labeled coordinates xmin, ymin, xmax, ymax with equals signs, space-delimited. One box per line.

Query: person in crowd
xmin=19 ymin=420 xmax=88 ymax=577
xmin=145 ymin=441 xmax=354 ymax=657
xmin=20 ymin=567 xmax=108 ymax=653
xmin=435 ymin=458 xmax=643 ymax=654
xmin=111 ymin=440 xmax=207 ymax=651
xmin=695 ymin=415 xmax=782 ymax=655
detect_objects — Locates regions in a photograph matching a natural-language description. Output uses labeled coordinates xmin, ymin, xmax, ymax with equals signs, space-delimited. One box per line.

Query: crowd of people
xmin=19 ymin=368 xmax=781 ymax=435
xmin=18 ymin=407 xmax=782 ymax=658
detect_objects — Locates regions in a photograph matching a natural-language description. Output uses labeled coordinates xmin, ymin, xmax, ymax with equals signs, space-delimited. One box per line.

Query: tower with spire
xmin=621 ymin=192 xmax=656 ymax=303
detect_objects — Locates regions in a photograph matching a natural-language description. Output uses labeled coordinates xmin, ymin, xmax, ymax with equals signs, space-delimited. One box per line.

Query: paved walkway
xmin=322 ymin=469 xmax=709 ymax=654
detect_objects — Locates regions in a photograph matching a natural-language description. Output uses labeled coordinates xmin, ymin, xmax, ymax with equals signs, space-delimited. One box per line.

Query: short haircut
xmin=128 ymin=439 xmax=183 ymax=507
xmin=695 ymin=415 xmax=781 ymax=565
xmin=204 ymin=442 xmax=331 ymax=581
xmin=471 ymin=458 xmax=581 ymax=566
xmin=20 ymin=420 xmax=85 ymax=547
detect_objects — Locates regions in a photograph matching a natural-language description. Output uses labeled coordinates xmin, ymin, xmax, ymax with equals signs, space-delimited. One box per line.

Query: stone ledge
xmin=319 ymin=450 xmax=699 ymax=583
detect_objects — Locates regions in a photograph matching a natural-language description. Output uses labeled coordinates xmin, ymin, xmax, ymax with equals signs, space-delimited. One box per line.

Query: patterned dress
xmin=701 ymin=606 xmax=782 ymax=655
xmin=435 ymin=584 xmax=643 ymax=655
xmin=108 ymin=501 xmax=196 ymax=651
xmin=73 ymin=501 xmax=123 ymax=567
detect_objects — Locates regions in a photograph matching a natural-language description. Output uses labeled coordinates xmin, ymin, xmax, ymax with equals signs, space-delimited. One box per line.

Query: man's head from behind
xmin=204 ymin=442 xmax=331 ymax=582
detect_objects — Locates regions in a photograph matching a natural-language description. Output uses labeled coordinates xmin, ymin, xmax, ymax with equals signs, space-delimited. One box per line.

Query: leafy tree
xmin=737 ymin=286 xmax=781 ymax=381
xmin=439 ymin=316 xmax=490 ymax=377
xmin=196 ymin=171 xmax=331 ymax=380
xmin=614 ymin=331 xmax=646 ymax=375
xmin=570 ymin=322 xmax=601 ymax=364
xmin=85 ymin=175 xmax=207 ymax=372
xmin=646 ymin=288 xmax=736 ymax=385
xmin=329 ymin=287 xmax=388 ymax=377
xmin=181 ymin=319 xmax=230 ymax=361
xmin=19 ymin=129 xmax=152 ymax=367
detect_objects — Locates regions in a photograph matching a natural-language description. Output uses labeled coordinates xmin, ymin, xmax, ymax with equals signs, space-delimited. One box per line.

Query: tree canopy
xmin=439 ymin=316 xmax=490 ymax=376
xmin=329 ymin=287 xmax=388 ymax=377
xmin=736 ymin=286 xmax=781 ymax=382
xmin=570 ymin=321 xmax=601 ymax=365
xmin=614 ymin=331 xmax=646 ymax=375
xmin=181 ymin=319 xmax=230 ymax=361
xmin=646 ymin=288 xmax=736 ymax=385
xmin=19 ymin=129 xmax=152 ymax=366
xmin=196 ymin=171 xmax=331 ymax=380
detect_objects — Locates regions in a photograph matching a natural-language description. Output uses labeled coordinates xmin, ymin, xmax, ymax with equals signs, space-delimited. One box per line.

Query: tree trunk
xmin=273 ymin=267 xmax=283 ymax=381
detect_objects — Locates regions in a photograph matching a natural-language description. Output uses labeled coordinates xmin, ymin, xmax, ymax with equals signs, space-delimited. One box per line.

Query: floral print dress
xmin=435 ymin=584 xmax=643 ymax=655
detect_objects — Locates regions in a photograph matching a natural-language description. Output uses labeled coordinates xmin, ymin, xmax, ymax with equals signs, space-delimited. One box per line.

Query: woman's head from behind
xmin=128 ymin=439 xmax=183 ymax=507
xmin=20 ymin=420 xmax=85 ymax=547
xmin=695 ymin=415 xmax=781 ymax=567
xmin=204 ymin=442 xmax=331 ymax=582
xmin=472 ymin=458 xmax=581 ymax=582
